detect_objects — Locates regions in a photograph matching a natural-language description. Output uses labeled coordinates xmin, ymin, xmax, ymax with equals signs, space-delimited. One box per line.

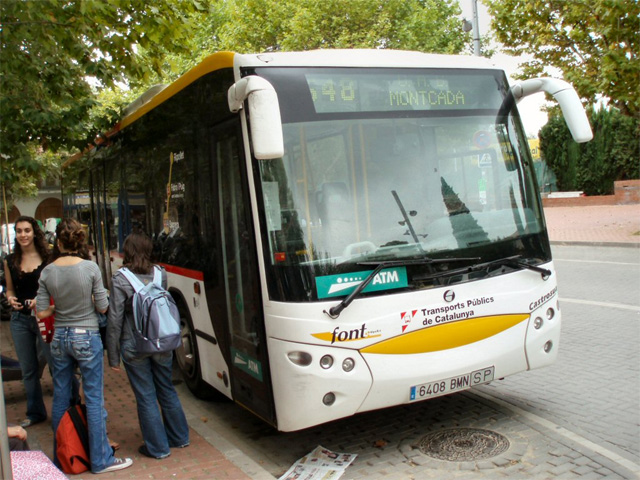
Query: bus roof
xmin=233 ymin=49 xmax=500 ymax=70
xmin=64 ymin=50 xmax=502 ymax=167
xmin=123 ymin=50 xmax=501 ymax=131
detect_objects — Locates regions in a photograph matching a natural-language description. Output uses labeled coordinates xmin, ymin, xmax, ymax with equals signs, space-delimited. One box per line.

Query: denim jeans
xmin=10 ymin=311 xmax=53 ymax=423
xmin=122 ymin=341 xmax=189 ymax=457
xmin=50 ymin=327 xmax=115 ymax=473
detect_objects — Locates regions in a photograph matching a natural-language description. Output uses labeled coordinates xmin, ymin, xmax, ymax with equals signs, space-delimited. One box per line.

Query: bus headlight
xmin=544 ymin=341 xmax=553 ymax=353
xmin=546 ymin=308 xmax=555 ymax=320
xmin=534 ymin=317 xmax=544 ymax=329
xmin=342 ymin=358 xmax=355 ymax=372
xmin=320 ymin=355 xmax=334 ymax=369
xmin=323 ymin=392 xmax=336 ymax=406
xmin=287 ymin=351 xmax=312 ymax=366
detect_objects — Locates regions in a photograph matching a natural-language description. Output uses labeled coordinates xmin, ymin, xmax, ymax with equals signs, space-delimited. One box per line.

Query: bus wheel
xmin=175 ymin=302 xmax=218 ymax=400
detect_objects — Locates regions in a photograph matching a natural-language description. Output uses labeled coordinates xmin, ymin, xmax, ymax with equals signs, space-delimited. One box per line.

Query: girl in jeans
xmin=4 ymin=216 xmax=52 ymax=427
xmin=36 ymin=218 xmax=132 ymax=474
xmin=106 ymin=232 xmax=189 ymax=459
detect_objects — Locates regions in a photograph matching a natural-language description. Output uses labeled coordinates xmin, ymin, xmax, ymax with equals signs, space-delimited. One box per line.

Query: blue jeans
xmin=10 ymin=311 xmax=53 ymax=423
xmin=50 ymin=328 xmax=115 ymax=473
xmin=122 ymin=342 xmax=189 ymax=457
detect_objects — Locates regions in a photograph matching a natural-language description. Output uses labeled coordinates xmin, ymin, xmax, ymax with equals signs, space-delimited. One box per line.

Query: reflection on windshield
xmin=256 ymin=111 xmax=549 ymax=302
xmin=260 ymin=116 xmax=541 ymax=260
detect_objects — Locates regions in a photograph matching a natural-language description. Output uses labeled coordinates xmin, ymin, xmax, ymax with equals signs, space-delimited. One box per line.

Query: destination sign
xmin=305 ymin=72 xmax=500 ymax=114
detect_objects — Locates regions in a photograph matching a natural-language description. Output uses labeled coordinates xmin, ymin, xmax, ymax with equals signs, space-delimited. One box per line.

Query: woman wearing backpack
xmin=106 ymin=232 xmax=189 ymax=459
xmin=36 ymin=218 xmax=133 ymax=474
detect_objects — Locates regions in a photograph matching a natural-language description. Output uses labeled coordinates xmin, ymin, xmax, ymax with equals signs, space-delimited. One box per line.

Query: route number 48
xmin=310 ymin=80 xmax=356 ymax=102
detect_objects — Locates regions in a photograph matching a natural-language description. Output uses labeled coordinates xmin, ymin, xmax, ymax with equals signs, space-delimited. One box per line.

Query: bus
xmin=64 ymin=50 xmax=592 ymax=432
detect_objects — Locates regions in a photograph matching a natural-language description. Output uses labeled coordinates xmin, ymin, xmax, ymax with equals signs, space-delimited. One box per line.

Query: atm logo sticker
xmin=316 ymin=267 xmax=407 ymax=299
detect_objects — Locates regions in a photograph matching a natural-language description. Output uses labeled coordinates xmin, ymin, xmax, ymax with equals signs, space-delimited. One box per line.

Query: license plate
xmin=410 ymin=366 xmax=495 ymax=401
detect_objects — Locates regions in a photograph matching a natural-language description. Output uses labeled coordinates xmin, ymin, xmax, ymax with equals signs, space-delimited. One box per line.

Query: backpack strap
xmin=120 ymin=267 xmax=145 ymax=292
xmin=152 ymin=265 xmax=162 ymax=287
xmin=68 ymin=405 xmax=91 ymax=467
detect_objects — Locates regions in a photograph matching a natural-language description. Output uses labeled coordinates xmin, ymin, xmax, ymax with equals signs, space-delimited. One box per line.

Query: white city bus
xmin=64 ymin=50 xmax=591 ymax=431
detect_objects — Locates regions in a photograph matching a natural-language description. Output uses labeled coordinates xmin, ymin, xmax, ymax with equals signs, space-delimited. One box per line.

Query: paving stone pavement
xmin=1 ymin=331 xmax=256 ymax=480
xmin=543 ymin=204 xmax=640 ymax=246
xmin=2 ymin=204 xmax=639 ymax=479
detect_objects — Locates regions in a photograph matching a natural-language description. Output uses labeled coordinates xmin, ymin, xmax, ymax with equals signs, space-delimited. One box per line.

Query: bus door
xmin=215 ymin=123 xmax=276 ymax=425
xmin=88 ymin=164 xmax=113 ymax=287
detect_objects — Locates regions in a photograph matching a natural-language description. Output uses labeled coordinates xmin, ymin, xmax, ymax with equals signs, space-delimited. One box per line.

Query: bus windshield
xmin=250 ymin=67 xmax=549 ymax=302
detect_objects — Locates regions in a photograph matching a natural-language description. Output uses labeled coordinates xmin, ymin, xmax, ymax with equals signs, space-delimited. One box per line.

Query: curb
xmin=550 ymin=240 xmax=640 ymax=249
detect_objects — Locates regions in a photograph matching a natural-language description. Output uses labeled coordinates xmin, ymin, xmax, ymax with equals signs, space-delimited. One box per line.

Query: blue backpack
xmin=120 ymin=266 xmax=181 ymax=354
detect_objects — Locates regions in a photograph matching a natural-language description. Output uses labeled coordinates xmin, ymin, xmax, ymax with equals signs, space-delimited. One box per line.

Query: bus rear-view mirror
xmin=228 ymin=76 xmax=285 ymax=159
xmin=511 ymin=78 xmax=593 ymax=143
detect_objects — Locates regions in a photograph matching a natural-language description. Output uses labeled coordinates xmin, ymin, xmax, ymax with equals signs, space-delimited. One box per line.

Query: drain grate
xmin=417 ymin=428 xmax=510 ymax=462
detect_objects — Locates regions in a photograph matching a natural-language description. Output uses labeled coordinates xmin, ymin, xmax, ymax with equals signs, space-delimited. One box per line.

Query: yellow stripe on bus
xmin=360 ymin=314 xmax=529 ymax=355
xmin=120 ymin=51 xmax=236 ymax=130
xmin=63 ymin=51 xmax=237 ymax=169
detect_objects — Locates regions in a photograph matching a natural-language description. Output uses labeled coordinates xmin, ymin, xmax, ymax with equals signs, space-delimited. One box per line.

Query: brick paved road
xmin=177 ymin=244 xmax=639 ymax=479
xmin=544 ymin=204 xmax=640 ymax=245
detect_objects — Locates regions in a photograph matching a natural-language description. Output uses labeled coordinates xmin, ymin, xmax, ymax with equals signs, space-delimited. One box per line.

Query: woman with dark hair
xmin=3 ymin=216 xmax=52 ymax=427
xmin=106 ymin=232 xmax=189 ymax=459
xmin=36 ymin=218 xmax=133 ymax=474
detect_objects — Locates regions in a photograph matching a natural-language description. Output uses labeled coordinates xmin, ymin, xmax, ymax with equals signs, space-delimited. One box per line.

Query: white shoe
xmin=94 ymin=457 xmax=133 ymax=474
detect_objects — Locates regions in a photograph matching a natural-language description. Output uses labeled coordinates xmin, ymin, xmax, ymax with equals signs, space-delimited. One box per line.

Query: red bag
xmin=35 ymin=298 xmax=55 ymax=343
xmin=55 ymin=404 xmax=90 ymax=474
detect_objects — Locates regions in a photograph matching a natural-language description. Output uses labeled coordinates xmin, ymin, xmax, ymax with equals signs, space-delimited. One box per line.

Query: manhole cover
xmin=417 ymin=428 xmax=510 ymax=461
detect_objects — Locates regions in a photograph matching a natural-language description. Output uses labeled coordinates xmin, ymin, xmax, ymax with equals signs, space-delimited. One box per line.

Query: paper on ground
xmin=278 ymin=445 xmax=357 ymax=480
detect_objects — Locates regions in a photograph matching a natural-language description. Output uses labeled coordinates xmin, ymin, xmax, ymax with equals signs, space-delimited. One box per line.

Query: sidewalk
xmin=544 ymin=203 xmax=640 ymax=246
xmin=1 ymin=323 xmax=254 ymax=480
xmin=1 ymin=204 xmax=638 ymax=480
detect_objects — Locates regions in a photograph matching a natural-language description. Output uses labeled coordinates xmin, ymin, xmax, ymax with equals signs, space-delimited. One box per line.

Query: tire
xmin=175 ymin=301 xmax=222 ymax=400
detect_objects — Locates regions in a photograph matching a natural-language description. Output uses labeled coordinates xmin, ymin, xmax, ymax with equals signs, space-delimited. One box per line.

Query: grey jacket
xmin=106 ymin=266 xmax=168 ymax=367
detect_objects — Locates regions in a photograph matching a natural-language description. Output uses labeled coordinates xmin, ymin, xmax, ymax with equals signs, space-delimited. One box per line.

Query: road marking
xmin=471 ymin=390 xmax=640 ymax=475
xmin=560 ymin=297 xmax=640 ymax=312
xmin=555 ymin=258 xmax=639 ymax=267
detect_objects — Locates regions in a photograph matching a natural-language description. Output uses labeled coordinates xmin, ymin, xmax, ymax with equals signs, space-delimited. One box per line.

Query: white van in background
xmin=1 ymin=223 xmax=15 ymax=256
xmin=44 ymin=218 xmax=61 ymax=246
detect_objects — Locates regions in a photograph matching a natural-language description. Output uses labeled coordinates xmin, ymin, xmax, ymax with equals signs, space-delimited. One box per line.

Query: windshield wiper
xmin=413 ymin=255 xmax=552 ymax=284
xmin=447 ymin=255 xmax=551 ymax=279
xmin=324 ymin=256 xmax=479 ymax=319
xmin=496 ymin=255 xmax=552 ymax=278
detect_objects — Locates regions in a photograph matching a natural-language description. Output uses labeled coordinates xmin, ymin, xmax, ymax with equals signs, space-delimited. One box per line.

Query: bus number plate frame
xmin=409 ymin=366 xmax=495 ymax=402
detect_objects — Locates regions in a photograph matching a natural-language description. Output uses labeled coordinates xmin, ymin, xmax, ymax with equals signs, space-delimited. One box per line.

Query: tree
xmin=540 ymin=107 xmax=639 ymax=195
xmin=0 ymin=0 xmax=210 ymax=208
xmin=486 ymin=0 xmax=640 ymax=117
xmin=214 ymin=0 xmax=468 ymax=53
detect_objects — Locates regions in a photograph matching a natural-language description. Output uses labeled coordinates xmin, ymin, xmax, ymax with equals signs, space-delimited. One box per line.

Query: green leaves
xmin=213 ymin=0 xmax=467 ymax=54
xmin=1 ymin=0 xmax=208 ymax=153
xmin=487 ymin=0 xmax=639 ymax=117
xmin=541 ymin=108 xmax=639 ymax=195
xmin=0 ymin=0 xmax=212 ymax=205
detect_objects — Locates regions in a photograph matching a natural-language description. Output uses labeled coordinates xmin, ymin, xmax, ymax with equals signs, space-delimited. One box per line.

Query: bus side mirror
xmin=511 ymin=78 xmax=593 ymax=143
xmin=228 ymin=76 xmax=285 ymax=159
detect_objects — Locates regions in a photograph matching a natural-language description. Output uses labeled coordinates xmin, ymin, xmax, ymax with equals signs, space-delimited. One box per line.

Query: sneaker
xmin=19 ymin=419 xmax=33 ymax=428
xmin=19 ymin=418 xmax=44 ymax=428
xmin=138 ymin=445 xmax=170 ymax=459
xmin=94 ymin=457 xmax=133 ymax=474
